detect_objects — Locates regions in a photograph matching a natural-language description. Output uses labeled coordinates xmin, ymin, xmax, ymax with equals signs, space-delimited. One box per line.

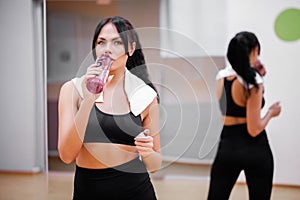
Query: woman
xmin=58 ymin=16 xmax=161 ymax=200
xmin=207 ymin=31 xmax=281 ymax=200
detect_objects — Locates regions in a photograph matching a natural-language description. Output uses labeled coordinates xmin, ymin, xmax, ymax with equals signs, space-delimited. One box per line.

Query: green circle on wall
xmin=274 ymin=8 xmax=300 ymax=41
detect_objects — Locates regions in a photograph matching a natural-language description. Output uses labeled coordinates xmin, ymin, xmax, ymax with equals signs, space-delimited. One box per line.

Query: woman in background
xmin=58 ymin=16 xmax=161 ymax=200
xmin=207 ymin=31 xmax=281 ymax=200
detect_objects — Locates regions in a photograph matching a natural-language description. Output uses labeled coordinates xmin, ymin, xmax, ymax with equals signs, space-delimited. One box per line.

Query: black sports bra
xmin=219 ymin=77 xmax=265 ymax=117
xmin=84 ymin=105 xmax=143 ymax=146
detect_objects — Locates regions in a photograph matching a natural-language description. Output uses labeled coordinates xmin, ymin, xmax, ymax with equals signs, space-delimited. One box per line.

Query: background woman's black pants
xmin=208 ymin=124 xmax=274 ymax=200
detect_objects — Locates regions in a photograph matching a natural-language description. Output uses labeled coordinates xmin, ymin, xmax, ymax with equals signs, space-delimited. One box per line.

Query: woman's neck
xmin=107 ymin=67 xmax=126 ymax=87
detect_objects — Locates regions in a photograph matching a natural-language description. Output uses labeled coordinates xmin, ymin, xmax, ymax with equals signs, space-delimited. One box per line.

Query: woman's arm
xmin=246 ymin=84 xmax=281 ymax=137
xmin=58 ymin=63 xmax=101 ymax=163
xmin=135 ymin=98 xmax=162 ymax=173
xmin=58 ymin=81 xmax=94 ymax=164
xmin=216 ymin=78 xmax=224 ymax=100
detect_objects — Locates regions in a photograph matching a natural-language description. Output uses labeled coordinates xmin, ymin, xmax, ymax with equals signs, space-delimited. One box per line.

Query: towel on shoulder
xmin=71 ymin=69 xmax=157 ymax=116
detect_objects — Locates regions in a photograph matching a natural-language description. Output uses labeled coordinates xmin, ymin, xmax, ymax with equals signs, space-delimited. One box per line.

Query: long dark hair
xmin=227 ymin=31 xmax=260 ymax=93
xmin=91 ymin=16 xmax=159 ymax=100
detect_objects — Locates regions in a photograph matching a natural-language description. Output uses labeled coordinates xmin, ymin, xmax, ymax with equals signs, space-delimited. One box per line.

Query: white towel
xmin=216 ymin=65 xmax=236 ymax=80
xmin=71 ymin=69 xmax=157 ymax=116
xmin=236 ymin=72 xmax=263 ymax=89
xmin=216 ymin=65 xmax=263 ymax=89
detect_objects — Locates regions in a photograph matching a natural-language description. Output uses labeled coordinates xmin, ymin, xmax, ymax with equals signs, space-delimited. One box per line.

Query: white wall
xmin=159 ymin=0 xmax=227 ymax=57
xmin=0 ymin=0 xmax=46 ymax=172
xmin=226 ymin=0 xmax=300 ymax=186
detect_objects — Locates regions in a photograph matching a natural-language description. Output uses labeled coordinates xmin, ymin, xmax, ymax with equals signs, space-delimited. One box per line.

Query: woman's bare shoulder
xmin=140 ymin=97 xmax=159 ymax=117
xmin=59 ymin=81 xmax=75 ymax=94
xmin=59 ymin=80 xmax=80 ymax=100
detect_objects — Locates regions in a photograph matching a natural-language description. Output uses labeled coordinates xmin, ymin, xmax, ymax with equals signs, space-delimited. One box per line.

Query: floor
xmin=1 ymin=157 xmax=300 ymax=200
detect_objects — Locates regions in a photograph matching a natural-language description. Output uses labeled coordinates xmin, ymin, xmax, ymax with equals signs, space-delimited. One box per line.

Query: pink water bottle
xmin=86 ymin=54 xmax=113 ymax=94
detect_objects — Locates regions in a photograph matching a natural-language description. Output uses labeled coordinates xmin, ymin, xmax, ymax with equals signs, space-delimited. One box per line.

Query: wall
xmin=226 ymin=0 xmax=300 ymax=186
xmin=0 ymin=0 xmax=46 ymax=172
xmin=159 ymin=0 xmax=227 ymax=57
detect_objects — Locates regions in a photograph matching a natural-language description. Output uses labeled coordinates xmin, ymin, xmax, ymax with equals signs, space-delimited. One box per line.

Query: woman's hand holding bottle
xmin=81 ymin=63 xmax=101 ymax=102
xmin=86 ymin=54 xmax=113 ymax=94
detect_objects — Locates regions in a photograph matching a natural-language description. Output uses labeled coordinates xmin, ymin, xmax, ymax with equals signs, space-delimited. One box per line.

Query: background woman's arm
xmin=247 ymin=84 xmax=281 ymax=137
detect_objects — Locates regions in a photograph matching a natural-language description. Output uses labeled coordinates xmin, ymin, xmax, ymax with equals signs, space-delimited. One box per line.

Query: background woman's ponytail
xmin=227 ymin=31 xmax=260 ymax=93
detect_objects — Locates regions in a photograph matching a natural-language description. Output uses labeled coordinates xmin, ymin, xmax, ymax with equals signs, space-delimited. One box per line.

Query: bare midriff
xmin=76 ymin=143 xmax=139 ymax=169
xmin=223 ymin=116 xmax=247 ymax=126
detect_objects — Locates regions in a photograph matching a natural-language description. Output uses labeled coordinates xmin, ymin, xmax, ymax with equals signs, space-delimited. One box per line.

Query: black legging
xmin=208 ymin=124 xmax=274 ymax=200
xmin=73 ymin=157 xmax=157 ymax=200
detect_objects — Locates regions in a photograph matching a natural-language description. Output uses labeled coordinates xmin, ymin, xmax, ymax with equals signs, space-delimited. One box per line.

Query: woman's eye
xmin=97 ymin=41 xmax=105 ymax=45
xmin=114 ymin=41 xmax=123 ymax=45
